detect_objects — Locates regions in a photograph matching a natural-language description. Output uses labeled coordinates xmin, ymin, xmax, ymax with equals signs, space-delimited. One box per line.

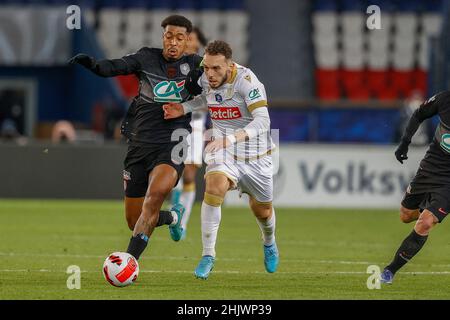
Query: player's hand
xmin=185 ymin=67 xmax=203 ymax=96
xmin=162 ymin=102 xmax=184 ymax=119
xmin=68 ymin=53 xmax=95 ymax=69
xmin=395 ymin=141 xmax=409 ymax=164
xmin=205 ymin=137 xmax=231 ymax=153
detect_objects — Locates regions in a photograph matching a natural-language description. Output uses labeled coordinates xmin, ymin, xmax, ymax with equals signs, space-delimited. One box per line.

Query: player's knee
xmin=415 ymin=211 xmax=437 ymax=234
xmin=254 ymin=208 xmax=272 ymax=220
xmin=251 ymin=201 xmax=272 ymax=219
xmin=205 ymin=184 xmax=227 ymax=199
xmin=203 ymin=192 xmax=224 ymax=207
xmin=399 ymin=207 xmax=416 ymax=223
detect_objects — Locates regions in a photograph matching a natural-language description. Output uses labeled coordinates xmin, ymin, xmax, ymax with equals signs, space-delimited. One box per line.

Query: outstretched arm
xmin=395 ymin=93 xmax=444 ymax=163
xmin=68 ymin=51 xmax=142 ymax=77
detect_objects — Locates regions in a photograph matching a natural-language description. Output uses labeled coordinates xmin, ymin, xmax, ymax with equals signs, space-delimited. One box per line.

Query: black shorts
xmin=123 ymin=143 xmax=185 ymax=198
xmin=401 ymin=187 xmax=450 ymax=223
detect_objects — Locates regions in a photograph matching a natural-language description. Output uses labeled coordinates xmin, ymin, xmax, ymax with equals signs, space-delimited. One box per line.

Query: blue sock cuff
xmin=137 ymin=233 xmax=149 ymax=243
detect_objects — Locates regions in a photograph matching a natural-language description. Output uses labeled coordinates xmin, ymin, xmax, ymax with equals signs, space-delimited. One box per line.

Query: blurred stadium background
xmin=1 ymin=0 xmax=449 ymax=208
xmin=1 ymin=0 xmax=450 ymax=300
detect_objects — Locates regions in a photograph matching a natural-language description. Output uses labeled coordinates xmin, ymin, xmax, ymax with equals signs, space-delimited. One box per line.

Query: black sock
xmin=385 ymin=230 xmax=428 ymax=274
xmin=126 ymin=233 xmax=149 ymax=260
xmin=157 ymin=210 xmax=173 ymax=227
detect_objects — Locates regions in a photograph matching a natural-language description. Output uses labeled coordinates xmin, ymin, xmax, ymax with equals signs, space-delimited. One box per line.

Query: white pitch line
xmin=1 ymin=269 xmax=450 ymax=275
xmin=1 ymin=252 xmax=450 ymax=268
xmin=0 ymin=252 xmax=378 ymax=265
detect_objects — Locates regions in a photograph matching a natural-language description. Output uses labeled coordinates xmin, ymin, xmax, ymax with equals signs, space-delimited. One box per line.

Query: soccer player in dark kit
xmin=380 ymin=91 xmax=450 ymax=284
xmin=69 ymin=15 xmax=202 ymax=260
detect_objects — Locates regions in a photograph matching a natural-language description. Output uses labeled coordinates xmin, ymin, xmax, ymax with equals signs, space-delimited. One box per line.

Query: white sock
xmin=201 ymin=201 xmax=221 ymax=257
xmin=180 ymin=189 xmax=196 ymax=229
xmin=256 ymin=209 xmax=276 ymax=246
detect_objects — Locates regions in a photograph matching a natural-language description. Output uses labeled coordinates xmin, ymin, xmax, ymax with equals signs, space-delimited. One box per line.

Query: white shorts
xmin=184 ymin=113 xmax=205 ymax=166
xmin=205 ymin=153 xmax=273 ymax=203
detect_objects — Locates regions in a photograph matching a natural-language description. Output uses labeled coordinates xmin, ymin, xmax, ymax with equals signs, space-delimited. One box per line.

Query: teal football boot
xmin=264 ymin=242 xmax=279 ymax=273
xmin=194 ymin=255 xmax=215 ymax=280
xmin=169 ymin=203 xmax=185 ymax=242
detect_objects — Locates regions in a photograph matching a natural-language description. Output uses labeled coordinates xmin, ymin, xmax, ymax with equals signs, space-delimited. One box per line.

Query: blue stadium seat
xmin=424 ymin=0 xmax=444 ymax=12
xmin=148 ymin=0 xmax=173 ymax=9
xmin=173 ymin=0 xmax=196 ymax=10
xmin=395 ymin=0 xmax=424 ymax=12
xmin=77 ymin=0 xmax=96 ymax=8
xmin=198 ymin=0 xmax=222 ymax=10
xmin=21 ymin=0 xmax=50 ymax=5
xmin=313 ymin=0 xmax=338 ymax=11
xmin=368 ymin=0 xmax=396 ymax=12
xmin=122 ymin=0 xmax=149 ymax=9
xmin=224 ymin=0 xmax=245 ymax=10
xmin=46 ymin=0 xmax=73 ymax=5
xmin=340 ymin=0 xmax=366 ymax=11
xmin=98 ymin=0 xmax=124 ymax=8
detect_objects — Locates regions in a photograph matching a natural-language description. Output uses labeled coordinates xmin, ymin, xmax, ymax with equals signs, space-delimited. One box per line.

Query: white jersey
xmin=194 ymin=63 xmax=275 ymax=160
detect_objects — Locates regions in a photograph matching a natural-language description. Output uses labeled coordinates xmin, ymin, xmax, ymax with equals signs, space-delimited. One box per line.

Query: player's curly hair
xmin=161 ymin=15 xmax=193 ymax=33
xmin=205 ymin=40 xmax=233 ymax=60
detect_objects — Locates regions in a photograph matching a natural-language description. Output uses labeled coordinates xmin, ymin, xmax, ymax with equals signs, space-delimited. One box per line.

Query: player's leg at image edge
xmin=194 ymin=178 xmax=279 ymax=279
xmin=380 ymin=208 xmax=438 ymax=284
xmin=194 ymin=193 xmax=221 ymax=279
xmin=125 ymin=164 xmax=186 ymax=260
xmin=250 ymin=197 xmax=279 ymax=273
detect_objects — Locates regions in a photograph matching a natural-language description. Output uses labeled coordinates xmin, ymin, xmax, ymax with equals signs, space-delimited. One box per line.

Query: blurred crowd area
xmin=0 ymin=0 xmax=448 ymax=145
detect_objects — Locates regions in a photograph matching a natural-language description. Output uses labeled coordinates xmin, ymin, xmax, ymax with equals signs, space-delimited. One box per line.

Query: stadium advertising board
xmin=225 ymin=144 xmax=427 ymax=208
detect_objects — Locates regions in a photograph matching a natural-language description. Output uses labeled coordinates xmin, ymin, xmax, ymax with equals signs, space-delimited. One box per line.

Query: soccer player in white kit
xmin=163 ymin=40 xmax=279 ymax=279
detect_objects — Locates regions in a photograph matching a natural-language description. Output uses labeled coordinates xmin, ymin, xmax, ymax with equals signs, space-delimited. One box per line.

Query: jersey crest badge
xmin=180 ymin=63 xmax=190 ymax=75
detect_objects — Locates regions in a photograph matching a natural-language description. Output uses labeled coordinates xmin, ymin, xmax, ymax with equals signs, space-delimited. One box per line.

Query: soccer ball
xmin=102 ymin=252 xmax=139 ymax=287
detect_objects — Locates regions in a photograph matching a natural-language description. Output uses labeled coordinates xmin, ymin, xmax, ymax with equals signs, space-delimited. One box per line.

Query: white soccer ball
xmin=102 ymin=252 xmax=139 ymax=287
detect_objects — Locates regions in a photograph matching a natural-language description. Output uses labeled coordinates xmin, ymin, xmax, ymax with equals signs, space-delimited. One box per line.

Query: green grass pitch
xmin=0 ymin=199 xmax=449 ymax=299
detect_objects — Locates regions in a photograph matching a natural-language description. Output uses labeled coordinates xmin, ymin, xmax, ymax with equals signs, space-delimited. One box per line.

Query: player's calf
xmin=381 ymin=210 xmax=438 ymax=283
xmin=125 ymin=197 xmax=144 ymax=230
xmin=140 ymin=191 xmax=166 ymax=228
